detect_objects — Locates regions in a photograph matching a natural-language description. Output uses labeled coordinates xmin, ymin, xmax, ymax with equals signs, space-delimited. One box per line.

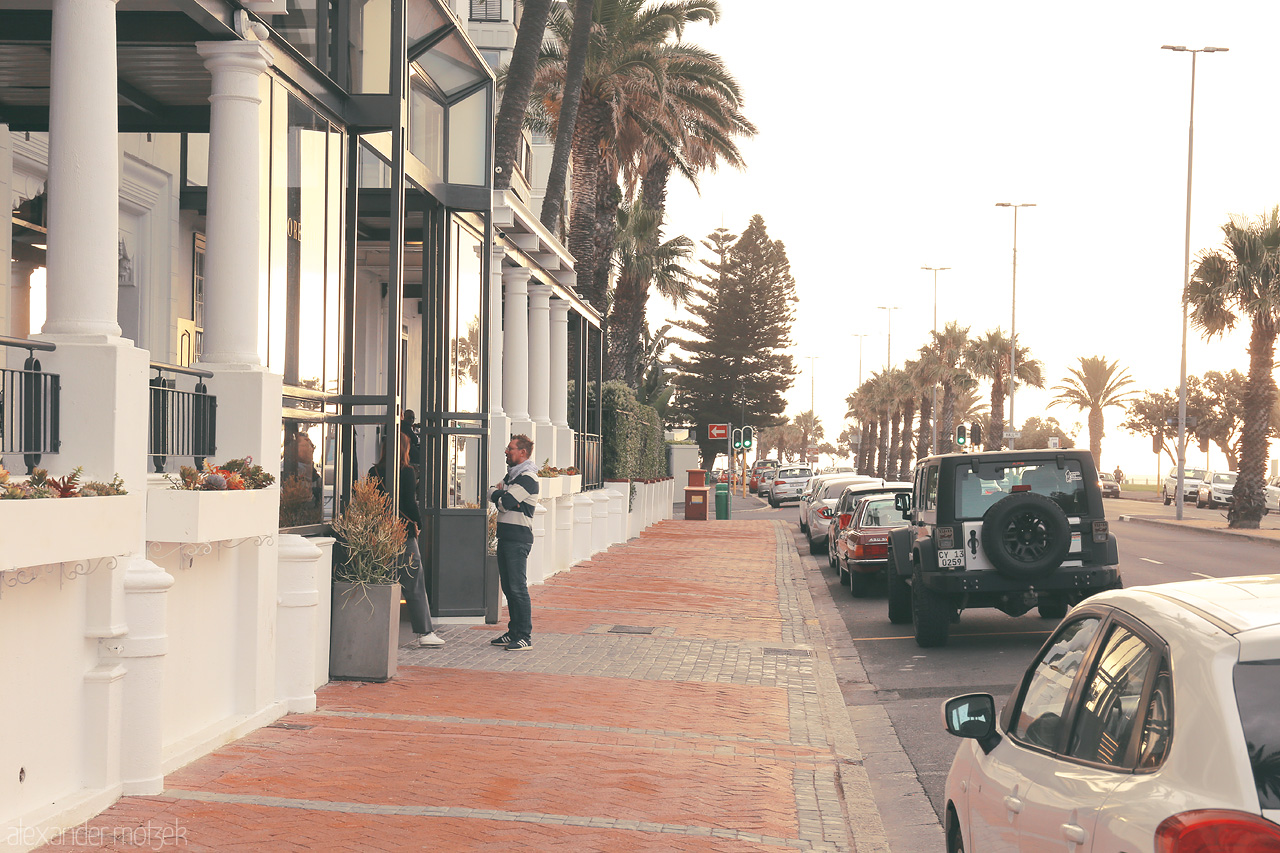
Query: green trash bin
xmin=715 ymin=483 xmax=730 ymax=519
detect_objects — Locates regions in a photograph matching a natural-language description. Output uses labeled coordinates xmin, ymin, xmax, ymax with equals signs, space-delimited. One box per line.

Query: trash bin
xmin=715 ymin=483 xmax=729 ymax=519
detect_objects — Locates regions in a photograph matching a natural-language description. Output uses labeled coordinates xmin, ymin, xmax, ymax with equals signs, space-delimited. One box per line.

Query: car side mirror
xmin=943 ymin=694 xmax=1000 ymax=753
xmin=895 ymin=492 xmax=913 ymax=518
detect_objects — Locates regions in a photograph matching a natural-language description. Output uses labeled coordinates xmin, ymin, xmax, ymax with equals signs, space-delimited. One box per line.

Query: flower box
xmin=538 ymin=476 xmax=562 ymax=500
xmin=0 ymin=494 xmax=142 ymax=572
xmin=146 ymin=487 xmax=280 ymax=543
xmin=565 ymin=474 xmax=582 ymax=494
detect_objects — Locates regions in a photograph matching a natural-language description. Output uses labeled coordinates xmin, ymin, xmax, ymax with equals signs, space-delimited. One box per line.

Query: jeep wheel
xmin=808 ymin=533 xmax=822 ymax=555
xmin=887 ymin=571 xmax=912 ymax=623
xmin=912 ymin=568 xmax=953 ymax=648
xmin=1162 ymin=489 xmax=1172 ymax=506
xmin=980 ymin=493 xmax=1071 ymax=580
xmin=850 ymin=570 xmax=876 ymax=598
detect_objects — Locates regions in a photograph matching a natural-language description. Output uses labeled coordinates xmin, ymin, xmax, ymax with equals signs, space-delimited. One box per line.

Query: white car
xmin=768 ymin=465 xmax=812 ymax=508
xmin=804 ymin=475 xmax=880 ymax=554
xmin=941 ymin=575 xmax=1280 ymax=853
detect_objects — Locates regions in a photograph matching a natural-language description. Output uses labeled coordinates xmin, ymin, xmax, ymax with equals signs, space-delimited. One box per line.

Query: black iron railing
xmin=575 ymin=432 xmax=602 ymax=490
xmin=0 ymin=335 xmax=59 ymax=474
xmin=149 ymin=362 xmax=217 ymax=473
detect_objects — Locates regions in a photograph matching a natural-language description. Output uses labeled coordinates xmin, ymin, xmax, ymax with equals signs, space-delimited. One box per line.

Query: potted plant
xmin=329 ymin=477 xmax=406 ymax=682
xmin=564 ymin=466 xmax=582 ymax=494
xmin=148 ymin=457 xmax=278 ymax=543
xmin=537 ymin=459 xmax=562 ymax=500
xmin=0 ymin=464 xmax=137 ymax=572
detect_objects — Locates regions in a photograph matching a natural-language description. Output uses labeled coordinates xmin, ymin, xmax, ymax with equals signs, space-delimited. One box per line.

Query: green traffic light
xmin=742 ymin=426 xmax=754 ymax=449
xmin=956 ymin=425 xmax=967 ymax=447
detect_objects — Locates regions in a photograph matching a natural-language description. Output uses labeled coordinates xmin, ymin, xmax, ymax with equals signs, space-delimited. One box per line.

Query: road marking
xmin=1140 ymin=558 xmax=1164 ymax=565
xmin=1191 ymin=572 xmax=1215 ymax=580
xmin=853 ymin=630 xmax=1055 ymax=641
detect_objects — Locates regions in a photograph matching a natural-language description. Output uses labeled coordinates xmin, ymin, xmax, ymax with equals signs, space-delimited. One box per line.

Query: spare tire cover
xmin=980 ymin=492 xmax=1071 ymax=579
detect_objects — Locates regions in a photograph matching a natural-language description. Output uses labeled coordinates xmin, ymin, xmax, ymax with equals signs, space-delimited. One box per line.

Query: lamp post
xmin=852 ymin=334 xmax=868 ymax=386
xmin=1163 ymin=44 xmax=1227 ymax=521
xmin=995 ymin=203 xmax=1035 ymax=449
xmin=876 ymin=306 xmax=901 ymax=370
xmin=805 ymin=355 xmax=819 ymax=413
xmin=921 ymin=266 xmax=950 ymax=453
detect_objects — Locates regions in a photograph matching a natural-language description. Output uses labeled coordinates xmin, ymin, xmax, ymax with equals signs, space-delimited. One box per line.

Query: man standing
xmin=488 ymin=434 xmax=539 ymax=650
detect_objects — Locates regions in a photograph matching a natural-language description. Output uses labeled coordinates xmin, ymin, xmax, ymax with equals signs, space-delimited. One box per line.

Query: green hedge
xmin=570 ymin=380 xmax=666 ymax=480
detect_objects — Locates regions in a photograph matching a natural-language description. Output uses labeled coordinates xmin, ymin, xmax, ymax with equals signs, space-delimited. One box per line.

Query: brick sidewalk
xmin=37 ymin=521 xmax=885 ymax=852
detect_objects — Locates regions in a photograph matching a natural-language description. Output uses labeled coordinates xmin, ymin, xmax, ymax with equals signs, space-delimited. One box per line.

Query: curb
xmin=1118 ymin=514 xmax=1280 ymax=548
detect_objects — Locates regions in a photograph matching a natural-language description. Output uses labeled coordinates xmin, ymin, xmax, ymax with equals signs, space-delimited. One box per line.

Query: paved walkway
xmin=40 ymin=521 xmax=894 ymax=852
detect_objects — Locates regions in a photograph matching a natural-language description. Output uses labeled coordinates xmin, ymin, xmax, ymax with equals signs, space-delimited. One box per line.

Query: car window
xmin=778 ymin=468 xmax=810 ymax=479
xmin=1213 ymin=473 xmax=1237 ymax=485
xmin=1138 ymin=665 xmax=1173 ymax=770
xmin=1233 ymin=659 xmax=1280 ymax=809
xmin=859 ymin=497 xmax=909 ymax=529
xmin=1013 ymin=616 xmax=1102 ymax=749
xmin=1066 ymin=625 xmax=1154 ymax=767
xmin=923 ymin=466 xmax=939 ymax=511
xmin=825 ymin=483 xmax=847 ymax=500
xmin=955 ymin=459 xmax=1087 ymax=519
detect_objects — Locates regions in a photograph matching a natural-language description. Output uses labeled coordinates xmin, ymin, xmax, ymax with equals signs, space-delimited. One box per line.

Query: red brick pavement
xmin=34 ymin=521 xmax=845 ymax=852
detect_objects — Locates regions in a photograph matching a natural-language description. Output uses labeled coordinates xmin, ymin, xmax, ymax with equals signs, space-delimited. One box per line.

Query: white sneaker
xmin=418 ymin=632 xmax=445 ymax=647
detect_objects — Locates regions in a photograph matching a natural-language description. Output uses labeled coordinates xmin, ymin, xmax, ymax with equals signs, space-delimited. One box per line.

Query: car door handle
xmin=1003 ymin=795 xmax=1023 ymax=814
xmin=1061 ymin=822 xmax=1087 ymax=845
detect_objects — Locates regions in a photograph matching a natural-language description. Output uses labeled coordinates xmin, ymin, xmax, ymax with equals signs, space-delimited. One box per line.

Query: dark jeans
xmin=398 ymin=537 xmax=434 ymax=635
xmin=496 ymin=538 xmax=532 ymax=641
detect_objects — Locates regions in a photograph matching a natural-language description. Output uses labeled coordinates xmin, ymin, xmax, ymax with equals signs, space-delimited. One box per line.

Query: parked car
xmin=1098 ymin=471 xmax=1121 ymax=498
xmin=803 ymin=475 xmax=879 ymax=553
xmin=750 ymin=460 xmax=778 ymax=494
xmin=797 ymin=474 xmax=831 ymax=533
xmin=1196 ymin=470 xmax=1236 ymax=509
xmin=826 ymin=480 xmax=910 ymax=570
xmin=834 ymin=490 xmax=912 ymax=596
xmin=757 ymin=466 xmax=780 ymax=501
xmin=941 ymin=574 xmax=1280 ymax=853
xmin=1162 ymin=467 xmax=1207 ymax=505
xmin=767 ymin=465 xmax=812 ymax=508
xmin=888 ymin=449 xmax=1121 ymax=648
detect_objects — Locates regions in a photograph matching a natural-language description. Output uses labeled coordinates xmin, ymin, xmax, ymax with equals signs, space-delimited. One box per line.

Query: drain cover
xmin=267 ymin=721 xmax=314 ymax=730
xmin=609 ymin=625 xmax=656 ymax=634
xmin=762 ymin=648 xmax=813 ymax=657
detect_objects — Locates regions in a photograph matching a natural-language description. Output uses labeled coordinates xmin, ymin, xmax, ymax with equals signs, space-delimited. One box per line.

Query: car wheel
xmin=980 ymin=493 xmax=1071 ymax=580
xmin=808 ymin=533 xmax=822 ymax=555
xmin=946 ymin=808 xmax=965 ymax=853
xmin=1037 ymin=596 xmax=1068 ymax=619
xmin=768 ymin=498 xmax=778 ymax=509
xmin=912 ymin=567 xmax=952 ymax=648
xmin=1196 ymin=494 xmax=1207 ymax=508
xmin=828 ymin=533 xmax=839 ymax=570
xmin=1163 ymin=489 xmax=1172 ymax=506
xmin=800 ymin=517 xmax=808 ymax=533
xmin=849 ymin=570 xmax=875 ymax=598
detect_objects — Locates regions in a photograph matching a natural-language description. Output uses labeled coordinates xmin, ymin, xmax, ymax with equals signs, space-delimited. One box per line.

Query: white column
xmin=112 ymin=556 xmax=175 ymax=794
xmin=549 ymin=299 xmax=572 ymax=469
xmin=527 ymin=282 xmax=553 ymax=463
xmin=488 ymin=243 xmax=508 ymax=417
xmin=529 ymin=503 xmax=548 ymax=584
xmin=43 ymin=0 xmax=121 ymax=339
xmin=9 ymin=261 xmax=35 ymax=339
xmin=571 ymin=493 xmax=594 ymax=564
xmin=502 ymin=268 xmax=533 ymax=440
xmin=196 ymin=41 xmax=272 ymax=367
xmin=276 ymin=535 xmax=321 ymax=714
xmin=195 ymin=41 xmax=281 ymax=465
xmin=590 ymin=490 xmax=611 ymax=555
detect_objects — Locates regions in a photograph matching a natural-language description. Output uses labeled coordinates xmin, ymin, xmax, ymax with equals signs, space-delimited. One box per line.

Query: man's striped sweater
xmin=489 ymin=457 xmax=539 ymax=544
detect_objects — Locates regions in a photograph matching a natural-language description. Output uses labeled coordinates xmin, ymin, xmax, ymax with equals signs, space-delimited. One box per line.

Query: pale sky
xmin=660 ymin=0 xmax=1280 ymax=480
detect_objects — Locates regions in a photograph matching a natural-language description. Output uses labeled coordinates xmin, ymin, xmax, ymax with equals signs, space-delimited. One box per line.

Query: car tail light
xmin=838 ymin=513 xmax=852 ymax=528
xmin=1156 ymin=810 xmax=1280 ymax=853
xmin=818 ymin=507 xmax=834 ymax=519
xmin=852 ymin=540 xmax=864 ymax=558
xmin=1092 ymin=520 xmax=1108 ymax=543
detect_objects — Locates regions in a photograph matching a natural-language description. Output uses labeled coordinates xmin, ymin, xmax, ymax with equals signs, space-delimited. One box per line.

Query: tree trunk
xmin=861 ymin=420 xmax=878 ymax=476
xmin=568 ymin=92 xmax=608 ymax=312
xmin=877 ymin=412 xmax=890 ymax=478
xmin=606 ymin=260 xmax=642 ymax=385
xmin=539 ymin=0 xmax=593 ymax=233
xmin=887 ymin=411 xmax=902 ymax=477
xmin=989 ymin=366 xmax=1006 ymax=451
xmin=916 ymin=393 xmax=932 ymax=460
xmin=1088 ymin=406 xmax=1104 ymax=470
xmin=940 ymin=383 xmax=956 ymax=454
xmin=899 ymin=398 xmax=916 ymax=479
xmin=593 ymin=174 xmax=621 ymax=308
xmin=1230 ymin=321 xmax=1277 ymax=529
xmin=492 ymin=0 xmax=554 ymax=191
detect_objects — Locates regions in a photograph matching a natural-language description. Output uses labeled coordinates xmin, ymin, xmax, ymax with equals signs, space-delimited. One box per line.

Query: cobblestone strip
xmin=774 ymin=522 xmax=890 ymax=853
xmin=158 ymin=789 xmax=846 ymax=851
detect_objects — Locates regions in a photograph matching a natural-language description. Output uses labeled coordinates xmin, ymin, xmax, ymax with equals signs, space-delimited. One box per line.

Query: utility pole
xmin=921 ymin=267 xmax=950 ymax=454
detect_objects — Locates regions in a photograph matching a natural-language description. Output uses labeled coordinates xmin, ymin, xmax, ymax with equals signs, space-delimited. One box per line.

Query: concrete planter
xmin=538 ymin=476 xmax=562 ymax=500
xmin=330 ymin=581 xmax=399 ymax=682
xmin=565 ymin=474 xmax=582 ymax=494
xmin=0 ymin=493 xmax=141 ymax=572
xmin=146 ymin=486 xmax=280 ymax=543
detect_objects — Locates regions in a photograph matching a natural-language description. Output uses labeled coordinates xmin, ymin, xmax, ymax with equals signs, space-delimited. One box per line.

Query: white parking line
xmin=1191 ymin=571 xmax=1215 ymax=580
xmin=1140 ymin=558 xmax=1164 ymax=565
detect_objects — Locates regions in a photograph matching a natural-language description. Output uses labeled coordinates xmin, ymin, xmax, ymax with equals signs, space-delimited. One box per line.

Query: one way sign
xmin=707 ymin=423 xmax=729 ymax=440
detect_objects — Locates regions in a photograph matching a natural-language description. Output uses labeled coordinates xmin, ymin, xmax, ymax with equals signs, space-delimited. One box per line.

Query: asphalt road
xmin=749 ymin=489 xmax=1280 ymax=827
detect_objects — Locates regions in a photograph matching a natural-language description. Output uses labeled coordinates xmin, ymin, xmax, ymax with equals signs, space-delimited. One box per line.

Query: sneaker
xmin=504 ymin=638 xmax=532 ymax=651
xmin=418 ymin=632 xmax=445 ymax=647
xmin=490 ymin=632 xmax=513 ymax=646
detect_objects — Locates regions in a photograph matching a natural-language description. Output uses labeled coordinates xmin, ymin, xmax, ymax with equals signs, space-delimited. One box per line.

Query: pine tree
xmin=670 ymin=216 xmax=797 ymax=467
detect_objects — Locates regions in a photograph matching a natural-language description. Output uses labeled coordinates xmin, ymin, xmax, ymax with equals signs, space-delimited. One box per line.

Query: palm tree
xmin=540 ymin=0 xmax=593 ymax=233
xmin=919 ymin=322 xmax=972 ymax=453
xmin=493 ymin=0 xmax=555 ymax=191
xmin=908 ymin=355 xmax=934 ymax=461
xmin=1048 ymin=356 xmax=1137 ymax=471
xmin=897 ymin=359 xmax=919 ymax=479
xmin=794 ymin=410 xmax=824 ymax=462
xmin=965 ymin=329 xmax=1044 ymax=450
xmin=845 ymin=381 xmax=877 ymax=475
xmin=1187 ymin=207 xmax=1280 ymax=528
xmin=880 ymin=368 xmax=911 ymax=479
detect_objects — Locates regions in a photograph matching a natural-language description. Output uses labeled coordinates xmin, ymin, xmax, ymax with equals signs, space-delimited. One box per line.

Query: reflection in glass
xmin=1014 ymin=617 xmax=1102 ymax=748
xmin=447 ymin=87 xmax=489 ymax=186
xmin=410 ymin=79 xmax=444 ymax=177
xmin=447 ymin=432 xmax=481 ymax=508
xmin=452 ymin=222 xmax=482 ymax=414
xmin=1067 ymin=626 xmax=1152 ymax=766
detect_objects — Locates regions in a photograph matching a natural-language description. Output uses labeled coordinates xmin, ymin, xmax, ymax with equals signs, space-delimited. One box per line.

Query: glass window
xmin=470 ymin=0 xmax=503 ymax=21
xmin=1138 ymin=666 xmax=1173 ymax=770
xmin=955 ymin=459 xmax=1087 ymax=519
xmin=923 ymin=466 xmax=939 ymax=511
xmin=1013 ymin=617 xmax=1102 ymax=750
xmin=447 ymin=431 xmax=482 ymax=508
xmin=447 ymin=87 xmax=490 ymax=186
xmin=1067 ymin=625 xmax=1154 ymax=767
xmin=861 ymin=497 xmax=909 ymax=529
xmin=450 ymin=221 xmax=483 ymax=414
xmin=1234 ymin=660 xmax=1280 ymax=808
xmin=409 ymin=80 xmax=444 ymax=177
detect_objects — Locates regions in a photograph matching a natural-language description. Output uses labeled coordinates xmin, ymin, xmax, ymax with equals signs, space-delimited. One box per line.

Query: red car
xmin=749 ymin=460 xmax=777 ymax=494
xmin=832 ymin=490 xmax=912 ymax=597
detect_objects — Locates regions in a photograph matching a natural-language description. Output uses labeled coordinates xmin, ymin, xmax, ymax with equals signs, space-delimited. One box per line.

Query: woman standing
xmin=371 ymin=432 xmax=445 ymax=647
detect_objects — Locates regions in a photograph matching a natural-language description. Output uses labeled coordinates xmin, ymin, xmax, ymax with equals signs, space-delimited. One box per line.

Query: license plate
xmin=939 ymin=549 xmax=965 ymax=568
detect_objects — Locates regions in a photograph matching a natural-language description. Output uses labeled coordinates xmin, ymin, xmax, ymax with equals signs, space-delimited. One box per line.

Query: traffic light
xmin=742 ymin=426 xmax=754 ymax=450
xmin=732 ymin=427 xmax=743 ymax=449
xmin=970 ymin=422 xmax=982 ymax=448
xmin=955 ymin=424 xmax=967 ymax=447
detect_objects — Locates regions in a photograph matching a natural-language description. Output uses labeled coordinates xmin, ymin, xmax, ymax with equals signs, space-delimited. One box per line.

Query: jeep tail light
xmin=937 ymin=526 xmax=955 ymax=549
xmin=1156 ymin=809 xmax=1280 ymax=853
xmin=1092 ymin=520 xmax=1108 ymax=543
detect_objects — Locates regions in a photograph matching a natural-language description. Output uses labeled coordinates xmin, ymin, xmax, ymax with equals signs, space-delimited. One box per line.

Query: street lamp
xmin=1163 ymin=44 xmax=1227 ymax=521
xmin=851 ymin=334 xmax=868 ymax=386
xmin=995 ymin=203 xmax=1035 ymax=449
xmin=921 ymin=266 xmax=950 ymax=453
xmin=876 ymin=306 xmax=901 ymax=370
xmin=805 ymin=355 xmax=820 ymax=413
